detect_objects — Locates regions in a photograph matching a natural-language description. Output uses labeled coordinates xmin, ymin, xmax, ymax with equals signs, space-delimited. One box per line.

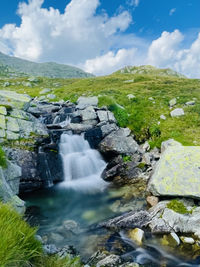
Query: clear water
xmin=22 ymin=133 xmax=200 ymax=266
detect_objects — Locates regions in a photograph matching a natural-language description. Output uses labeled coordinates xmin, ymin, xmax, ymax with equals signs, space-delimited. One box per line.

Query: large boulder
xmin=0 ymin=90 xmax=31 ymax=110
xmin=148 ymin=143 xmax=200 ymax=199
xmin=99 ymin=128 xmax=139 ymax=157
xmin=76 ymin=96 xmax=98 ymax=109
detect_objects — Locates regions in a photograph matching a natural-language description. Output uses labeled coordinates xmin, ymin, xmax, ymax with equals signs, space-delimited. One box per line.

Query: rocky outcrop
xmin=148 ymin=142 xmax=200 ymax=199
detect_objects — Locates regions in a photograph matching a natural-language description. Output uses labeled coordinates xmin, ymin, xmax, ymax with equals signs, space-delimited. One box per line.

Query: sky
xmin=0 ymin=0 xmax=199 ymax=77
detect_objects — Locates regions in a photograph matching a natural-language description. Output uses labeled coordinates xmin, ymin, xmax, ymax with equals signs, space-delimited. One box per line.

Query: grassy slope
xmin=1 ymin=70 xmax=200 ymax=148
xmin=0 ymin=52 xmax=93 ymax=78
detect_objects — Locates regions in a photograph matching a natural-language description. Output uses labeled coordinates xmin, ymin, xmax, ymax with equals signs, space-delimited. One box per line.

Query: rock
xmin=127 ymin=94 xmax=136 ymax=99
xmin=0 ymin=129 xmax=5 ymax=138
xmin=57 ymin=245 xmax=77 ymax=259
xmin=160 ymin=115 xmax=166 ymax=120
xmin=169 ymin=98 xmax=177 ymax=107
xmin=186 ymin=101 xmax=195 ymax=106
xmin=170 ymin=232 xmax=180 ymax=246
xmin=80 ymin=106 xmax=97 ymax=121
xmin=22 ymin=81 xmax=32 ymax=87
xmin=170 ymin=108 xmax=184 ymax=117
xmin=107 ymin=111 xmax=117 ymax=123
xmin=161 ymin=139 xmax=182 ymax=153
xmin=48 ymin=232 xmax=64 ymax=243
xmin=0 ymin=90 xmax=31 ymax=110
xmin=47 ymin=94 xmax=56 ymax=100
xmin=9 ymin=109 xmax=31 ymax=120
xmin=62 ymin=220 xmax=79 ymax=233
xmin=142 ymin=141 xmax=150 ymax=152
xmin=146 ymin=196 xmax=159 ymax=207
xmin=40 ymin=88 xmax=51 ymax=94
xmin=3 ymin=161 xmax=21 ymax=195
xmin=99 ymin=210 xmax=151 ymax=230
xmin=7 ymin=117 xmax=19 ymax=132
xmin=64 ymin=123 xmax=93 ymax=133
xmin=124 ymin=79 xmax=134 ymax=83
xmin=99 ymin=128 xmax=138 ymax=156
xmin=0 ymin=115 xmax=6 ymax=129
xmin=148 ymin=97 xmax=154 ymax=101
xmin=96 ymin=255 xmax=121 ymax=267
xmin=85 ymin=127 xmax=103 ymax=148
xmin=148 ymin=144 xmax=200 ymax=199
xmin=43 ymin=244 xmax=58 ymax=255
xmin=6 ymin=131 xmax=19 ymax=140
xmin=128 ymin=228 xmax=144 ymax=245
xmin=0 ymin=106 xmax=7 ymax=115
xmin=28 ymin=77 xmax=38 ymax=82
xmin=100 ymin=123 xmax=119 ymax=137
xmin=77 ymin=96 xmax=98 ymax=109
xmin=180 ymin=236 xmax=195 ymax=244
xmin=97 ymin=110 xmax=108 ymax=122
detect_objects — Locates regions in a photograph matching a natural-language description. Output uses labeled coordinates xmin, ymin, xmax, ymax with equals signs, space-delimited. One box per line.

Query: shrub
xmin=0 ymin=203 xmax=42 ymax=266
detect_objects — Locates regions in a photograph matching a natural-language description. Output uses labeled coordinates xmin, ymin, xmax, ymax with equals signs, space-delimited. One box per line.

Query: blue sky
xmin=0 ymin=0 xmax=200 ymax=77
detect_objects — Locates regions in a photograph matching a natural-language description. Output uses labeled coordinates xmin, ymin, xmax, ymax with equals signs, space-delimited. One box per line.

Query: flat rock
xmin=170 ymin=108 xmax=184 ymax=117
xmin=77 ymin=96 xmax=98 ymax=109
xmin=0 ymin=90 xmax=31 ymax=110
xmin=148 ymin=144 xmax=200 ymax=199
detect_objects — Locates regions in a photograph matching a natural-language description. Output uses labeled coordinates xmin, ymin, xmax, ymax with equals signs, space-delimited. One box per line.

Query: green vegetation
xmin=0 ymin=146 xmax=7 ymax=168
xmin=167 ymin=199 xmax=192 ymax=214
xmin=1 ymin=65 xmax=200 ymax=147
xmin=0 ymin=202 xmax=42 ymax=266
xmin=122 ymin=155 xmax=132 ymax=162
xmin=0 ymin=52 xmax=93 ymax=78
xmin=36 ymin=255 xmax=83 ymax=267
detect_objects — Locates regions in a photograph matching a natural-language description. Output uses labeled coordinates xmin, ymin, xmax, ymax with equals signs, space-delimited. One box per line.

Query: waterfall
xmin=59 ymin=132 xmax=107 ymax=191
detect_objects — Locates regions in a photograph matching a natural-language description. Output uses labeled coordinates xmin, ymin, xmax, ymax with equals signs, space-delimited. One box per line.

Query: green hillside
xmin=1 ymin=65 xmax=200 ymax=148
xmin=0 ymin=52 xmax=94 ymax=78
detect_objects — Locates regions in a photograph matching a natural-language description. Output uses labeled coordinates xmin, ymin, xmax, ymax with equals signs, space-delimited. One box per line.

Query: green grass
xmin=0 ymin=202 xmax=83 ymax=267
xmin=0 ymin=146 xmax=7 ymax=168
xmin=0 ymin=202 xmax=42 ymax=266
xmin=1 ymin=67 xmax=200 ymax=147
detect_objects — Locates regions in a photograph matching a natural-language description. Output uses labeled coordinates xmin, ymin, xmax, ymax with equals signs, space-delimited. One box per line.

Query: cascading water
xmin=59 ymin=132 xmax=107 ymax=191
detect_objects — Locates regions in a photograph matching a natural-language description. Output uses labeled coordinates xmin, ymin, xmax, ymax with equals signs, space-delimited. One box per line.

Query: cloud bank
xmin=0 ymin=0 xmax=199 ymax=78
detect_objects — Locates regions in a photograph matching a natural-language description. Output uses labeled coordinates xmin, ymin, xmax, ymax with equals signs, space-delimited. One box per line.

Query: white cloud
xmin=127 ymin=0 xmax=140 ymax=7
xmin=83 ymin=48 xmax=138 ymax=75
xmin=147 ymin=30 xmax=200 ymax=78
xmin=0 ymin=0 xmax=132 ymax=64
xmin=169 ymin=8 xmax=176 ymax=16
xmin=0 ymin=0 xmax=199 ymax=78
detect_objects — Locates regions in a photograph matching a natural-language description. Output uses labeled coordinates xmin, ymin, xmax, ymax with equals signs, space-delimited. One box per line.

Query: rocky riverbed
xmin=1 ymin=92 xmax=200 ymax=266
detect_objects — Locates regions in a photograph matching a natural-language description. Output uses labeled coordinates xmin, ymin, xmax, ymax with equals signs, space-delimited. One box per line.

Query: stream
xmin=22 ymin=133 xmax=200 ymax=266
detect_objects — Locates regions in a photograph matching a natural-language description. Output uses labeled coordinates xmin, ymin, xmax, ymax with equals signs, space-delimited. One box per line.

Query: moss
xmin=167 ymin=199 xmax=192 ymax=214
xmin=137 ymin=162 xmax=146 ymax=169
xmin=0 ymin=146 xmax=7 ymax=168
xmin=36 ymin=255 xmax=83 ymax=267
xmin=122 ymin=155 xmax=132 ymax=162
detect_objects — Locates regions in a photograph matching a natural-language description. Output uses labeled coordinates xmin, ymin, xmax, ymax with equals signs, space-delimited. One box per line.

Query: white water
xmin=59 ymin=133 xmax=107 ymax=192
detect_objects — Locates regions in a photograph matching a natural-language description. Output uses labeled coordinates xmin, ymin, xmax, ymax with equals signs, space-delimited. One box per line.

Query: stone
xmin=99 ymin=128 xmax=138 ymax=156
xmin=96 ymin=255 xmax=121 ymax=267
xmin=40 ymin=88 xmax=51 ymax=94
xmin=0 ymin=115 xmax=6 ymax=129
xmin=142 ymin=141 xmax=150 ymax=152
xmin=77 ymin=96 xmax=98 ymax=109
xmin=6 ymin=131 xmax=19 ymax=140
xmin=161 ymin=139 xmax=182 ymax=153
xmin=170 ymin=108 xmax=184 ymax=117
xmin=97 ymin=110 xmax=108 ymax=122
xmin=28 ymin=77 xmax=38 ymax=82
xmin=148 ymin=145 xmax=200 ymax=199
xmin=80 ymin=106 xmax=97 ymax=121
xmin=64 ymin=123 xmax=93 ymax=133
xmin=124 ymin=79 xmax=134 ymax=83
xmin=170 ymin=232 xmax=180 ymax=246
xmin=149 ymin=97 xmax=154 ymax=101
xmin=186 ymin=101 xmax=195 ymax=106
xmin=169 ymin=98 xmax=177 ymax=107
xmin=127 ymin=94 xmax=136 ymax=99
xmin=47 ymin=94 xmax=56 ymax=99
xmin=180 ymin=236 xmax=195 ymax=244
xmin=3 ymin=161 xmax=21 ymax=195
xmin=6 ymin=117 xmax=19 ymax=132
xmin=99 ymin=210 xmax=151 ymax=230
xmin=128 ymin=228 xmax=144 ymax=245
xmin=146 ymin=196 xmax=159 ymax=207
xmin=10 ymin=109 xmax=31 ymax=120
xmin=43 ymin=244 xmax=58 ymax=255
xmin=0 ymin=129 xmax=5 ymax=138
xmin=100 ymin=123 xmax=119 ymax=137
xmin=107 ymin=111 xmax=117 ymax=123
xmin=160 ymin=115 xmax=166 ymax=120
xmin=0 ymin=90 xmax=31 ymax=110
xmin=0 ymin=106 xmax=7 ymax=115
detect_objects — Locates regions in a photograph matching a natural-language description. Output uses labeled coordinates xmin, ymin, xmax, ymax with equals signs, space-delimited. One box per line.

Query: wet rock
xmin=43 ymin=244 xmax=58 ymax=255
xmin=146 ymin=196 xmax=159 ymax=207
xmin=99 ymin=128 xmax=139 ymax=157
xmin=180 ymin=236 xmax=195 ymax=244
xmin=128 ymin=228 xmax=144 ymax=245
xmin=85 ymin=127 xmax=103 ymax=149
xmin=77 ymin=96 xmax=98 ymax=109
xmin=148 ymin=144 xmax=200 ymax=199
xmin=96 ymin=254 xmax=121 ymax=267
xmin=99 ymin=210 xmax=151 ymax=230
